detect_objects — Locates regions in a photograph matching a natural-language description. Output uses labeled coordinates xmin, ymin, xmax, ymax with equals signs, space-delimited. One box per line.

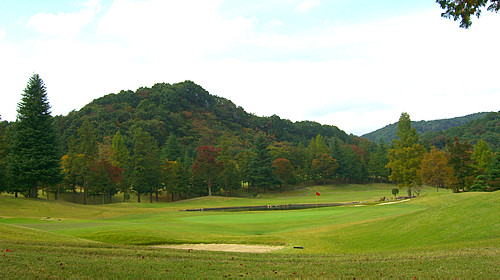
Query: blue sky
xmin=1 ymin=0 xmax=499 ymax=135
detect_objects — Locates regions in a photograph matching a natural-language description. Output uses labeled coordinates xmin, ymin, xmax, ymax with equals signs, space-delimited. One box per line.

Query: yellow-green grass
xmin=1 ymin=184 xmax=498 ymax=278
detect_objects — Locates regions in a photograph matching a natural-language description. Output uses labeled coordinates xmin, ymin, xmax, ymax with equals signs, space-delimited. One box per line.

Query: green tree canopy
xmin=131 ymin=129 xmax=161 ymax=202
xmin=8 ymin=74 xmax=61 ymax=198
xmin=437 ymin=0 xmax=499 ymax=28
xmin=447 ymin=137 xmax=476 ymax=192
xmin=386 ymin=113 xmax=425 ymax=196
xmin=247 ymin=135 xmax=281 ymax=191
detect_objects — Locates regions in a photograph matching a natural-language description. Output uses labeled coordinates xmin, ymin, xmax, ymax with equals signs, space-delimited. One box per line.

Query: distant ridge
xmin=362 ymin=112 xmax=491 ymax=144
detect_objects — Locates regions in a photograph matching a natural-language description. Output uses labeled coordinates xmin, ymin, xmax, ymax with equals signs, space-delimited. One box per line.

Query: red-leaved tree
xmin=191 ymin=146 xmax=222 ymax=196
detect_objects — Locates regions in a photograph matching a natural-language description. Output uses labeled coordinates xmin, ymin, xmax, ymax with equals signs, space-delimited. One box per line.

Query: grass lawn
xmin=1 ymin=184 xmax=498 ymax=278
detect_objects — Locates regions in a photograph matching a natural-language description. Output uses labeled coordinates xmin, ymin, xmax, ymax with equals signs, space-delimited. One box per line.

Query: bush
xmin=391 ymin=188 xmax=399 ymax=198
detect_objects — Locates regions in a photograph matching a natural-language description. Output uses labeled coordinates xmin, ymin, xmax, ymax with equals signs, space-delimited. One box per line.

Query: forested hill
xmin=55 ymin=81 xmax=351 ymax=153
xmin=421 ymin=111 xmax=500 ymax=150
xmin=362 ymin=112 xmax=491 ymax=144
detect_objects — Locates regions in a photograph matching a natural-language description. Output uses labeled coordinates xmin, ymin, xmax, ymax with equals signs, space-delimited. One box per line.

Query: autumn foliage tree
xmin=311 ymin=153 xmax=338 ymax=185
xmin=191 ymin=146 xmax=222 ymax=196
xmin=273 ymin=158 xmax=295 ymax=191
xmin=87 ymin=158 xmax=123 ymax=203
xmin=418 ymin=147 xmax=455 ymax=192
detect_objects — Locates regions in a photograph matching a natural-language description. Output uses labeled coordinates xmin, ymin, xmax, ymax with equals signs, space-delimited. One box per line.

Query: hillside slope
xmin=55 ymin=81 xmax=351 ymax=153
xmin=362 ymin=112 xmax=493 ymax=144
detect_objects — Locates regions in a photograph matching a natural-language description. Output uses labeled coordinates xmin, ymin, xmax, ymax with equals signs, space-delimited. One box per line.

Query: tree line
xmin=387 ymin=113 xmax=499 ymax=196
xmin=0 ymin=75 xmax=498 ymax=203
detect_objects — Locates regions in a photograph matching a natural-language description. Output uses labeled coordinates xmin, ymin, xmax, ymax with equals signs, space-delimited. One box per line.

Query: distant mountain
xmin=362 ymin=112 xmax=492 ymax=144
xmin=421 ymin=111 xmax=499 ymax=150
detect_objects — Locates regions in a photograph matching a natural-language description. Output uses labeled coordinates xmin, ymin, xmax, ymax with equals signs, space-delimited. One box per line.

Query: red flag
xmin=316 ymin=192 xmax=320 ymax=196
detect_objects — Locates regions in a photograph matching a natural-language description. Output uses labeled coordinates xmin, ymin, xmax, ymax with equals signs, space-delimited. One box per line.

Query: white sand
xmin=153 ymin=243 xmax=284 ymax=253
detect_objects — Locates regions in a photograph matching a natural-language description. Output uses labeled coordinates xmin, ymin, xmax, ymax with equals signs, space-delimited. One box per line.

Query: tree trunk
xmin=224 ymin=175 xmax=228 ymax=197
xmin=156 ymin=190 xmax=159 ymax=201
xmin=33 ymin=182 xmax=38 ymax=198
xmin=207 ymin=177 xmax=212 ymax=196
xmin=15 ymin=191 xmax=18 ymax=198
xmin=137 ymin=192 xmax=141 ymax=203
xmin=56 ymin=186 xmax=59 ymax=200
xmin=83 ymin=178 xmax=87 ymax=205
xmin=150 ymin=192 xmax=153 ymax=203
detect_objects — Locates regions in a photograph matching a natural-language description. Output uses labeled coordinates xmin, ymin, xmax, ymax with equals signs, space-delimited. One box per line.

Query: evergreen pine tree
xmin=487 ymin=152 xmax=500 ymax=191
xmin=161 ymin=134 xmax=183 ymax=161
xmin=0 ymin=117 xmax=7 ymax=192
xmin=111 ymin=131 xmax=131 ymax=200
xmin=8 ymin=74 xmax=61 ymax=198
xmin=131 ymin=129 xmax=161 ymax=202
xmin=247 ymin=135 xmax=281 ymax=192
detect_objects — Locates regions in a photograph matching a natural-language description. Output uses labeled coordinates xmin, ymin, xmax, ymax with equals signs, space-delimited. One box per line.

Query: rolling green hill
xmin=362 ymin=112 xmax=490 ymax=144
xmin=0 ymin=184 xmax=498 ymax=278
xmin=55 ymin=81 xmax=351 ymax=153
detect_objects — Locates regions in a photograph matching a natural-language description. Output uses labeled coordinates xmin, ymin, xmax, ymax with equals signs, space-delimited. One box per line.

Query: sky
xmin=1 ymin=0 xmax=499 ymax=136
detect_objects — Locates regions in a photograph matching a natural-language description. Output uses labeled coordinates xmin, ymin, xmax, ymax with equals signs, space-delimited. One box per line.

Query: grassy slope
xmin=1 ymin=185 xmax=498 ymax=278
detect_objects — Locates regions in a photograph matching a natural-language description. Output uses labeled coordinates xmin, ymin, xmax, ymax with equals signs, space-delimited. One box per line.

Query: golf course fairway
xmin=1 ymin=184 xmax=498 ymax=278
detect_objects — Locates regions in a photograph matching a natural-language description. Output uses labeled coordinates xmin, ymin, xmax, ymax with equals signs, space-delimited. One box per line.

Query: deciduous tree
xmin=418 ymin=147 xmax=455 ymax=191
xmin=437 ymin=0 xmax=499 ymax=28
xmin=191 ymin=146 xmax=222 ymax=196
xmin=273 ymin=158 xmax=295 ymax=191
xmin=472 ymin=139 xmax=494 ymax=175
xmin=386 ymin=113 xmax=425 ymax=196
xmin=311 ymin=153 xmax=338 ymax=185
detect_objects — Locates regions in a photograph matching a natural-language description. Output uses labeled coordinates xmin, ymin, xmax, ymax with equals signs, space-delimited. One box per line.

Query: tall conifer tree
xmin=8 ymin=74 xmax=61 ymax=198
xmin=247 ymin=135 xmax=281 ymax=192
xmin=131 ymin=129 xmax=161 ymax=202
xmin=386 ymin=112 xmax=425 ymax=196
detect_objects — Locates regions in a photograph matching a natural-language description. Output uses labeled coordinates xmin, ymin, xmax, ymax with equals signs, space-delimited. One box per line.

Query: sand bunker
xmin=154 ymin=244 xmax=285 ymax=253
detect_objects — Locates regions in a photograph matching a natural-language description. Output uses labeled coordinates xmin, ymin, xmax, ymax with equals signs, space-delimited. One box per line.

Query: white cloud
xmin=1 ymin=1 xmax=498 ymax=135
xmin=27 ymin=0 xmax=101 ymax=38
xmin=296 ymin=0 xmax=321 ymax=13
xmin=96 ymin=0 xmax=253 ymax=59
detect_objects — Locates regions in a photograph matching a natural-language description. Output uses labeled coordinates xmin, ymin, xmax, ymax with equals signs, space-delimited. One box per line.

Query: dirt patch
xmin=153 ymin=244 xmax=285 ymax=253
xmin=377 ymin=199 xmax=410 ymax=206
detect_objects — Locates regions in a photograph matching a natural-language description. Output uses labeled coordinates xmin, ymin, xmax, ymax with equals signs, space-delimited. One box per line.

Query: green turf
xmin=0 ymin=184 xmax=498 ymax=278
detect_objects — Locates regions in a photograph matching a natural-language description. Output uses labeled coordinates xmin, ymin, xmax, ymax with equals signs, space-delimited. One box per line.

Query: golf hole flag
xmin=316 ymin=192 xmax=320 ymax=196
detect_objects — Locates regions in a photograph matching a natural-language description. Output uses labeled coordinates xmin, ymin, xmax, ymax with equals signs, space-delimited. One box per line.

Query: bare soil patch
xmin=153 ymin=243 xmax=285 ymax=253
xmin=377 ymin=199 xmax=410 ymax=206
